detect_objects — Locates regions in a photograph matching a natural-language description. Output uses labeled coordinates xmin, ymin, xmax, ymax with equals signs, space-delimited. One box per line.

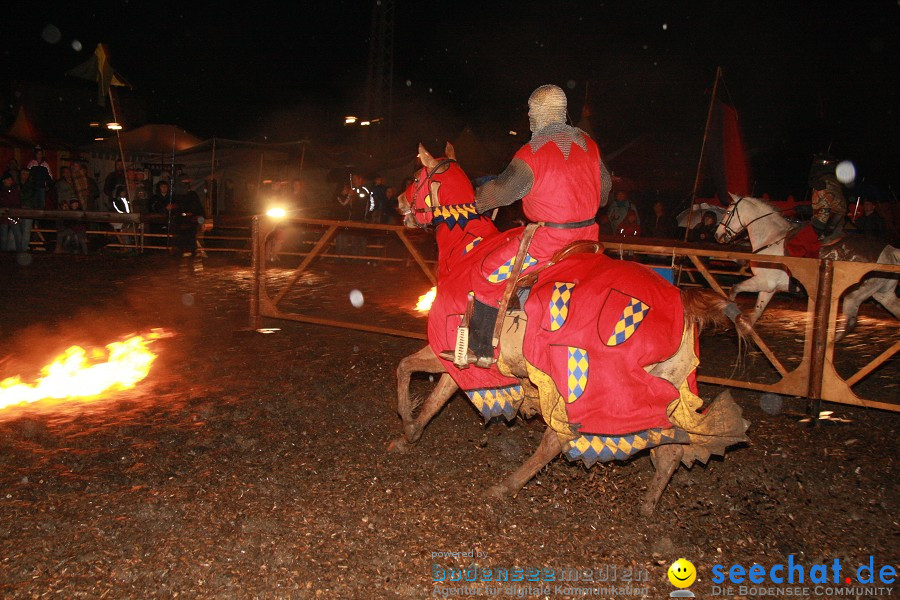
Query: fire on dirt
xmin=0 ymin=329 xmax=173 ymax=412
xmin=415 ymin=287 xmax=436 ymax=313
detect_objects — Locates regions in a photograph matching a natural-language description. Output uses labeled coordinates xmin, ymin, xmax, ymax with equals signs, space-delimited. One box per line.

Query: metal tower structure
xmin=364 ymin=0 xmax=395 ymax=152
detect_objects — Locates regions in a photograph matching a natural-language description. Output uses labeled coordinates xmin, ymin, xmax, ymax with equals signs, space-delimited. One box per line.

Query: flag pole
xmin=676 ymin=67 xmax=721 ymax=286
xmin=167 ymin=126 xmax=176 ymax=253
xmin=683 ymin=66 xmax=722 ymax=242
xmin=107 ymin=85 xmax=137 ymax=250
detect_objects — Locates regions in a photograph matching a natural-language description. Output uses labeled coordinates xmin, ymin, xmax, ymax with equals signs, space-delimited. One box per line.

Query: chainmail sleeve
xmin=474 ymin=158 xmax=535 ymax=214
xmin=599 ymin=158 xmax=611 ymax=208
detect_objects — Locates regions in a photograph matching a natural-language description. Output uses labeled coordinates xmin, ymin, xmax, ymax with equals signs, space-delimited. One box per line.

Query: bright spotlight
xmin=266 ymin=207 xmax=287 ymax=219
xmin=344 ymin=116 xmax=358 ymax=125
xmin=106 ymin=122 xmax=123 ymax=130
xmin=835 ymin=160 xmax=856 ymax=185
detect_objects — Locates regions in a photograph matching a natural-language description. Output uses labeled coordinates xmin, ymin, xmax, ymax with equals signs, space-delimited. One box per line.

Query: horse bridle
xmin=719 ymin=196 xmax=789 ymax=252
xmin=415 ymin=159 xmax=455 ymax=212
xmin=402 ymin=158 xmax=456 ymax=227
xmin=718 ymin=197 xmax=749 ymax=243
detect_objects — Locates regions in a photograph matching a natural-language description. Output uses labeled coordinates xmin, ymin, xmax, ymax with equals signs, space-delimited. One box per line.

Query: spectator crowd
xmin=1 ymin=146 xmax=206 ymax=255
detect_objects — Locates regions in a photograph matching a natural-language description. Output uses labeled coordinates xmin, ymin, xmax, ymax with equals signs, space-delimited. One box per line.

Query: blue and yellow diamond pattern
xmin=462 ymin=236 xmax=483 ymax=255
xmin=605 ymin=298 xmax=650 ymax=346
xmin=433 ymin=203 xmax=479 ymax=229
xmin=465 ymin=385 xmax=525 ymax=422
xmin=567 ymin=347 xmax=589 ymax=403
xmin=563 ymin=428 xmax=690 ymax=467
xmin=549 ymin=282 xmax=575 ymax=331
xmin=488 ymin=254 xmax=538 ymax=283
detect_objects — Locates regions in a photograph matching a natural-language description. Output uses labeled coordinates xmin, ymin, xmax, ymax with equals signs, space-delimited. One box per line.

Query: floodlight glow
xmin=266 ymin=207 xmax=287 ymax=219
xmin=836 ymin=160 xmax=856 ymax=185
xmin=106 ymin=122 xmax=123 ymax=130
xmin=344 ymin=116 xmax=358 ymax=125
xmin=360 ymin=120 xmax=371 ymax=126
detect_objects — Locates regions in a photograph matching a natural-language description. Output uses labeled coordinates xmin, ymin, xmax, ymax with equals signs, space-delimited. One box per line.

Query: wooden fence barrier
xmin=600 ymin=239 xmax=899 ymax=412
xmin=250 ymin=216 xmax=433 ymax=340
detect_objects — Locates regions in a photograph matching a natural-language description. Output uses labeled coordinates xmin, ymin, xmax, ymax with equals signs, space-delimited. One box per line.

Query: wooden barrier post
xmin=249 ymin=216 xmax=261 ymax=329
xmin=807 ymin=258 xmax=834 ymax=417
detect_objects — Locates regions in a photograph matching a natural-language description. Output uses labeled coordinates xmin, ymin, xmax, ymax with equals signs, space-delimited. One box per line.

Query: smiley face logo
xmin=667 ymin=558 xmax=696 ymax=588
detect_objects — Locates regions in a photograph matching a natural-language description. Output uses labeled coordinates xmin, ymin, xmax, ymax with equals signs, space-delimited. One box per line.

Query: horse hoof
xmin=486 ymin=484 xmax=508 ymax=499
xmin=387 ymin=437 xmax=412 ymax=453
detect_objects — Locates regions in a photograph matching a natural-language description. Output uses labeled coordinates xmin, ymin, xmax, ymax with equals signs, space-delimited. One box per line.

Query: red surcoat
xmin=427 ymin=137 xmax=604 ymax=392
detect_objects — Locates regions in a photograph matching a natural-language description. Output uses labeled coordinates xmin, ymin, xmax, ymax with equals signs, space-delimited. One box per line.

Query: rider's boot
xmin=439 ymin=295 xmax=498 ymax=369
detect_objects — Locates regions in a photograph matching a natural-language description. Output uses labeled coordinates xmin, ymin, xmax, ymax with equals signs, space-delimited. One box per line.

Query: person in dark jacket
xmin=646 ymin=200 xmax=677 ymax=239
xmin=1 ymin=171 xmax=24 ymax=251
xmin=167 ymin=190 xmax=205 ymax=256
xmin=853 ymin=198 xmax=886 ymax=239
xmin=689 ymin=211 xmax=719 ymax=243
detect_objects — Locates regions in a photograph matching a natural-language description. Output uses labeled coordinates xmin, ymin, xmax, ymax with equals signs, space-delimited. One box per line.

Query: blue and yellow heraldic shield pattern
xmin=488 ymin=254 xmax=538 ymax=283
xmin=566 ymin=347 xmax=589 ymax=403
xmin=549 ymin=282 xmax=575 ymax=331
xmin=605 ymin=297 xmax=650 ymax=346
xmin=462 ymin=236 xmax=483 ymax=255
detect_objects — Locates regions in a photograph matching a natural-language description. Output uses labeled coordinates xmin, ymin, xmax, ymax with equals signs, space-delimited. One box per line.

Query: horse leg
xmin=729 ymin=270 xmax=784 ymax=325
xmin=729 ymin=272 xmax=773 ymax=301
xmin=389 ymin=346 xmax=454 ymax=452
xmin=869 ymin=246 xmax=900 ymax=324
xmin=747 ymin=290 xmax=776 ymax=325
xmin=836 ymin=280 xmax=881 ymax=341
xmin=872 ymin=286 xmax=900 ymax=320
xmin=640 ymin=443 xmax=684 ymax=517
xmin=487 ymin=426 xmax=561 ymax=499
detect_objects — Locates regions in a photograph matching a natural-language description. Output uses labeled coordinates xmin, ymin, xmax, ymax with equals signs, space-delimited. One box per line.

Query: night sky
xmin=4 ymin=1 xmax=899 ymax=198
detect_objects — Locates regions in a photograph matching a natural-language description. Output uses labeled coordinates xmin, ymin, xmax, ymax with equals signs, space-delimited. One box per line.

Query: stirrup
xmin=437 ymin=349 xmax=496 ymax=370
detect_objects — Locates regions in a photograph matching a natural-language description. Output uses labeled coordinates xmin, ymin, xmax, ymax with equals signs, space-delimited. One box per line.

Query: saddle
xmin=440 ymin=236 xmax=603 ymax=369
xmin=784 ymin=225 xmax=847 ymax=258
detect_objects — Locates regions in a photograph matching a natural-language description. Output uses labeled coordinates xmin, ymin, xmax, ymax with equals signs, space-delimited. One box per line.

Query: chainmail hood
xmin=528 ymin=123 xmax=588 ymax=159
xmin=528 ymin=84 xmax=567 ymax=133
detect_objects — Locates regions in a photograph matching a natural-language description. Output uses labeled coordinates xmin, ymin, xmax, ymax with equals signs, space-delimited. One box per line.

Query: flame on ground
xmin=0 ymin=329 xmax=173 ymax=411
xmin=415 ymin=287 xmax=436 ymax=313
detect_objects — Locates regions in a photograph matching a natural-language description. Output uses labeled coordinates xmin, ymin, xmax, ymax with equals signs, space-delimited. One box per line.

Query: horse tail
xmin=681 ymin=288 xmax=753 ymax=341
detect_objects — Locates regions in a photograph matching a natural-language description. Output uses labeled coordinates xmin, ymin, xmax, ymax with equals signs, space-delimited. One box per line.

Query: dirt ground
xmin=0 ymin=252 xmax=896 ymax=599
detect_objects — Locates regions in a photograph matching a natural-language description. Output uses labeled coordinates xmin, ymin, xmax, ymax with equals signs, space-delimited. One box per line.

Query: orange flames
xmin=415 ymin=287 xmax=436 ymax=313
xmin=0 ymin=329 xmax=172 ymax=411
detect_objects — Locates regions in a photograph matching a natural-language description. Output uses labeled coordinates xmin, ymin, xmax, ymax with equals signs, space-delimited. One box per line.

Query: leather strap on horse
xmin=516 ymin=240 xmax=601 ymax=290
xmin=492 ymin=223 xmax=540 ymax=349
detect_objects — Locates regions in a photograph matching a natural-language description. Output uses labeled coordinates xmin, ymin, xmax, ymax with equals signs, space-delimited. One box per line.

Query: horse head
xmin=715 ymin=193 xmax=751 ymax=244
xmin=716 ymin=194 xmax=789 ymax=246
xmin=398 ymin=142 xmax=475 ymax=230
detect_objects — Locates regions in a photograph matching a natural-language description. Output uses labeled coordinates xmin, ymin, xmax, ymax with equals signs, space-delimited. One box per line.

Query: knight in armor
xmin=447 ymin=84 xmax=611 ymax=366
xmin=807 ymin=153 xmax=847 ymax=239
xmin=785 ymin=153 xmax=849 ymax=258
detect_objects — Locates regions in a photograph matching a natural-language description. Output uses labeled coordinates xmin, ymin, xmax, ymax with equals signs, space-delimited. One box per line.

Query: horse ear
xmin=444 ymin=142 xmax=456 ymax=160
xmin=418 ymin=143 xmax=437 ymax=169
xmin=729 ymin=192 xmax=740 ymax=202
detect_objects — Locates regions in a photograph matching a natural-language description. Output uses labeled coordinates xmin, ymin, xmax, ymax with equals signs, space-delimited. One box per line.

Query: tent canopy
xmin=91 ymin=124 xmax=203 ymax=155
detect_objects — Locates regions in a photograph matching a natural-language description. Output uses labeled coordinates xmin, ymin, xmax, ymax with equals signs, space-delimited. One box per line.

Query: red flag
xmin=700 ymin=98 xmax=750 ymax=204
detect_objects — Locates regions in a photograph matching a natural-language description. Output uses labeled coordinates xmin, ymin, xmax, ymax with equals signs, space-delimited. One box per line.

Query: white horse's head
xmin=715 ymin=193 xmax=779 ymax=244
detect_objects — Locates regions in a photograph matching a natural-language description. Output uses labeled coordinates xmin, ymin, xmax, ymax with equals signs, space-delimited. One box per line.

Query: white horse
xmin=715 ymin=193 xmax=900 ymax=339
